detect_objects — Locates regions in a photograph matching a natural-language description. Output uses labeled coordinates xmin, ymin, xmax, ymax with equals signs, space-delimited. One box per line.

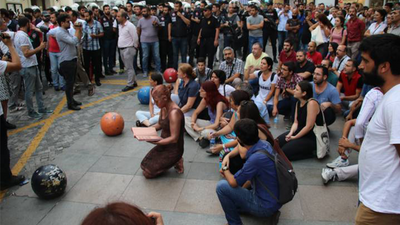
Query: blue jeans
xmin=248 ymin=36 xmax=263 ymax=53
xmin=277 ymin=31 xmax=287 ymax=53
xmin=172 ymin=37 xmax=188 ymax=70
xmin=20 ymin=66 xmax=45 ymax=114
xmin=102 ymin=39 xmax=117 ymax=72
xmin=49 ymin=52 xmax=65 ymax=88
xmin=141 ymin=42 xmax=161 ymax=76
xmin=135 ymin=111 xmax=160 ymax=126
xmin=216 ymin=180 xmax=275 ymax=225
xmin=249 ymin=77 xmax=259 ymax=96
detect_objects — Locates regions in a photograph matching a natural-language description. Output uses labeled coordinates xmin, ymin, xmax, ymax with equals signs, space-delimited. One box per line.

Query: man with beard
xmin=56 ymin=14 xmax=83 ymax=110
xmin=158 ymin=5 xmax=173 ymax=71
xmin=82 ymin=10 xmax=104 ymax=87
xmin=336 ymin=59 xmax=363 ymax=111
xmin=246 ymin=5 xmax=264 ymax=54
xmin=100 ymin=5 xmax=117 ymax=75
xmin=356 ymin=34 xmax=400 ymax=224
xmin=137 ymin=6 xmax=161 ymax=77
xmin=277 ymin=4 xmax=292 ymax=53
xmin=14 ymin=17 xmax=52 ymax=118
xmin=219 ymin=46 xmax=243 ymax=87
xmin=332 ymin=44 xmax=350 ymax=77
xmin=277 ymin=39 xmax=296 ymax=72
xmin=188 ymin=3 xmax=202 ymax=67
xmin=78 ymin=5 xmax=87 ymax=20
xmin=131 ymin=5 xmax=143 ymax=73
xmin=312 ymin=65 xmax=341 ymax=126
xmin=294 ymin=50 xmax=315 ymax=81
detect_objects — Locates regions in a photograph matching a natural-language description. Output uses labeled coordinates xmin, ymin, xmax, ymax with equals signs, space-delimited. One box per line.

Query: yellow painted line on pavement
xmin=8 ymin=80 xmax=149 ymax=136
xmin=0 ymin=97 xmax=66 ymax=201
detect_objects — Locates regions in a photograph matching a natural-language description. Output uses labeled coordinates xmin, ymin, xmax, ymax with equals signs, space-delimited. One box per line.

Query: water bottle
xmin=210 ymin=132 xmax=216 ymax=148
xmin=273 ymin=116 xmax=279 ymax=129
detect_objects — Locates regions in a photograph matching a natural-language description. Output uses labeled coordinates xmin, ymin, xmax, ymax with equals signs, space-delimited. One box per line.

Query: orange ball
xmin=100 ymin=112 xmax=125 ymax=136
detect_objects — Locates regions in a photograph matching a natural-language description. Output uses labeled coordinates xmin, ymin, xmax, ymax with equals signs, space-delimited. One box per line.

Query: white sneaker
xmin=326 ymin=156 xmax=349 ymax=168
xmin=321 ymin=168 xmax=337 ymax=184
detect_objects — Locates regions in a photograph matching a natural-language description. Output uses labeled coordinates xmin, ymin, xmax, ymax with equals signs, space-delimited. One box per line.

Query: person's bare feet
xmin=174 ymin=158 xmax=184 ymax=174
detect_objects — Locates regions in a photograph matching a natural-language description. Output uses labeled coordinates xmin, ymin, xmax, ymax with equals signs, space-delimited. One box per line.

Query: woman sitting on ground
xmin=210 ymin=70 xmax=236 ymax=98
xmin=81 ymin=202 xmax=164 ymax=225
xmin=135 ymin=72 xmax=163 ymax=127
xmin=171 ymin=63 xmax=201 ymax=117
xmin=185 ymin=81 xmax=229 ymax=148
xmin=277 ymin=81 xmax=324 ymax=161
xmin=208 ymin=90 xmax=251 ymax=155
xmin=141 ymin=85 xmax=185 ymax=178
xmin=254 ymin=57 xmax=277 ymax=115
xmin=220 ymin=100 xmax=290 ymax=174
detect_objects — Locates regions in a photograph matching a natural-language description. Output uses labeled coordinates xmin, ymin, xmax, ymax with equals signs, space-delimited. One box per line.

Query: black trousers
xmin=263 ymin=29 xmax=278 ymax=59
xmin=189 ymin=35 xmax=200 ymax=67
xmin=102 ymin=39 xmax=117 ymax=72
xmin=324 ymin=107 xmax=336 ymax=126
xmin=59 ymin=59 xmax=77 ymax=107
xmin=278 ymin=131 xmax=316 ymax=161
xmin=0 ymin=115 xmax=12 ymax=183
xmin=199 ymin=37 xmax=216 ymax=69
xmin=160 ymin=39 xmax=173 ymax=71
xmin=83 ymin=49 xmax=102 ymax=83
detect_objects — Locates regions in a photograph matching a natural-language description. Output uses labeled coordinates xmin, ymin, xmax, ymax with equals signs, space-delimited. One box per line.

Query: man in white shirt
xmin=332 ymin=44 xmax=350 ymax=77
xmin=356 ymin=34 xmax=400 ymax=224
xmin=117 ymin=11 xmax=139 ymax=92
xmin=0 ymin=33 xmax=25 ymax=190
xmin=14 ymin=17 xmax=52 ymax=118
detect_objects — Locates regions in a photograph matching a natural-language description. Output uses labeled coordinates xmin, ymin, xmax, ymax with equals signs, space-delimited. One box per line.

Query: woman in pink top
xmin=329 ymin=16 xmax=347 ymax=45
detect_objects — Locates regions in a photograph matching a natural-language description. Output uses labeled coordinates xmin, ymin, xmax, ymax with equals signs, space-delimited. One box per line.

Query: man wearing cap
xmin=197 ymin=5 xmax=220 ymax=69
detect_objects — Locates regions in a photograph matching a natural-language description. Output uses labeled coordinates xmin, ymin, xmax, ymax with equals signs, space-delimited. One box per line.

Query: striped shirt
xmin=82 ymin=20 xmax=103 ymax=51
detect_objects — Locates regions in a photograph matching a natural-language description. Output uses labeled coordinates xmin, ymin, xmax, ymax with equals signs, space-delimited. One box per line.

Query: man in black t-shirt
xmin=158 ymin=5 xmax=173 ymax=71
xmin=240 ymin=8 xmax=250 ymax=59
xmin=169 ymin=1 xmax=191 ymax=69
xmin=101 ymin=5 xmax=117 ymax=75
xmin=294 ymin=50 xmax=315 ymax=81
xmin=189 ymin=7 xmax=203 ymax=67
xmin=197 ymin=6 xmax=220 ymax=69
xmin=286 ymin=9 xmax=301 ymax=52
xmin=263 ymin=3 xmax=279 ymax=62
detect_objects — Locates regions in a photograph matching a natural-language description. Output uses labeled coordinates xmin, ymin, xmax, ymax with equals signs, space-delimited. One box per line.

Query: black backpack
xmin=255 ymin=149 xmax=298 ymax=205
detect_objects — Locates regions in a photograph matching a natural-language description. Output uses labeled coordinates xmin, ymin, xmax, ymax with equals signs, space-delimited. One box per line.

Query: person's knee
xmin=216 ymin=179 xmax=230 ymax=195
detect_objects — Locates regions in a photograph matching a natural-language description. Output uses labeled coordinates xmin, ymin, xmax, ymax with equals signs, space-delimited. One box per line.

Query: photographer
xmin=221 ymin=3 xmax=241 ymax=52
xmin=55 ymin=14 xmax=83 ymax=110
xmin=0 ymin=32 xmax=25 ymax=190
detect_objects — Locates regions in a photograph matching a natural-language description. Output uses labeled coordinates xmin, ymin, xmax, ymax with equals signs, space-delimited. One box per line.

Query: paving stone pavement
xmin=1 ymin=48 xmax=359 ymax=224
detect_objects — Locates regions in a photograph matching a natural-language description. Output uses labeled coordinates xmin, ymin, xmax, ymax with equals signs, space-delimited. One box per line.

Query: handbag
xmin=311 ymin=25 xmax=325 ymax=47
xmin=311 ymin=99 xmax=330 ymax=159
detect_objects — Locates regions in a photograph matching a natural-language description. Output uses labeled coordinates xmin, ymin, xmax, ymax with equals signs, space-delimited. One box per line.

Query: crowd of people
xmin=1 ymin=1 xmax=400 ymax=225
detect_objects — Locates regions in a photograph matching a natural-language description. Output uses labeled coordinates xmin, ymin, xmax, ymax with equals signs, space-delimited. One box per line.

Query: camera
xmin=74 ymin=22 xmax=82 ymax=27
xmin=0 ymin=32 xmax=11 ymax=41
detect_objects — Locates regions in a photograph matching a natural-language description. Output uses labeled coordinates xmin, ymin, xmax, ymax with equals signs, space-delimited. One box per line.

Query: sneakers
xmin=326 ymin=156 xmax=349 ymax=168
xmin=122 ymin=86 xmax=134 ymax=92
xmin=28 ymin=111 xmax=42 ymax=119
xmin=321 ymin=168 xmax=337 ymax=184
xmin=39 ymin=108 xmax=53 ymax=114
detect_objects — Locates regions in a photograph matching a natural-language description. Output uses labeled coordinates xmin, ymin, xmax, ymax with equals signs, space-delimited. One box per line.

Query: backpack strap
xmin=254 ymin=150 xmax=279 ymax=203
xmin=270 ymin=72 xmax=276 ymax=83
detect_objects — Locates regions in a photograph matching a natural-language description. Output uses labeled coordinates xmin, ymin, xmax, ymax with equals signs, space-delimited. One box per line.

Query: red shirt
xmin=48 ymin=25 xmax=60 ymax=53
xmin=338 ymin=71 xmax=363 ymax=96
xmin=279 ymin=50 xmax=296 ymax=64
xmin=307 ymin=51 xmax=322 ymax=65
xmin=346 ymin=18 xmax=365 ymax=42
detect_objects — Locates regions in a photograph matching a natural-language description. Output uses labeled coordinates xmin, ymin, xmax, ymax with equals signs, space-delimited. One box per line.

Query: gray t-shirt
xmin=247 ymin=14 xmax=263 ymax=37
xmin=137 ymin=16 xmax=160 ymax=43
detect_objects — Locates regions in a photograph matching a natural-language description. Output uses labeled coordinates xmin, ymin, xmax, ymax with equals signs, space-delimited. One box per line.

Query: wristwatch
xmin=222 ymin=166 xmax=229 ymax=171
